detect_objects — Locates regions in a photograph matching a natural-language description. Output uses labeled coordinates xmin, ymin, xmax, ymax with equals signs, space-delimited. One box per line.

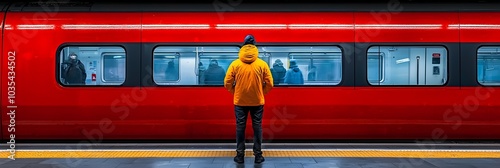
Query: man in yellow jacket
xmin=224 ymin=34 xmax=273 ymax=164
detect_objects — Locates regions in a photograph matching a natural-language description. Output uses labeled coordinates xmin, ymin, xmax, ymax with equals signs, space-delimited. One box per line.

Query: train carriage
xmin=1 ymin=1 xmax=500 ymax=141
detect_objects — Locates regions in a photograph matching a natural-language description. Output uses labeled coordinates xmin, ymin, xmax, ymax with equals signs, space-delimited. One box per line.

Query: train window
xmin=59 ymin=46 xmax=126 ymax=86
xmin=153 ymin=48 xmax=180 ymax=84
xmin=367 ymin=46 xmax=447 ymax=86
xmin=152 ymin=46 xmax=242 ymax=85
xmin=152 ymin=46 xmax=340 ymax=86
xmin=264 ymin=46 xmax=342 ymax=85
xmin=477 ymin=46 xmax=500 ymax=86
xmin=102 ymin=53 xmax=126 ymax=84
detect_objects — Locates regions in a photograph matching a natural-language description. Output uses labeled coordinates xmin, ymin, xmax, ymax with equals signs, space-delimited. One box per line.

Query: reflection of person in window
xmin=204 ymin=59 xmax=225 ymax=85
xmin=106 ymin=69 xmax=119 ymax=81
xmin=165 ymin=61 xmax=179 ymax=81
xmin=284 ymin=59 xmax=304 ymax=84
xmin=308 ymin=65 xmax=316 ymax=81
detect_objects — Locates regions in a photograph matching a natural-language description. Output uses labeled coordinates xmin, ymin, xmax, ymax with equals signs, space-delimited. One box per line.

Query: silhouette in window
xmin=308 ymin=65 xmax=317 ymax=81
xmin=204 ymin=59 xmax=226 ymax=85
xmin=198 ymin=62 xmax=206 ymax=84
xmin=165 ymin=60 xmax=179 ymax=81
xmin=284 ymin=59 xmax=304 ymax=84
xmin=270 ymin=59 xmax=286 ymax=85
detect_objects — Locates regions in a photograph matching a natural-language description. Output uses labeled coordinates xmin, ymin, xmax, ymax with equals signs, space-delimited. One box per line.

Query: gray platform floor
xmin=6 ymin=142 xmax=500 ymax=150
xmin=1 ymin=157 xmax=499 ymax=168
xmin=1 ymin=143 xmax=499 ymax=168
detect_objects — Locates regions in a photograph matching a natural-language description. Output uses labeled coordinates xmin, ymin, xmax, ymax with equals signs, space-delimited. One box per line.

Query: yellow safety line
xmin=2 ymin=149 xmax=500 ymax=158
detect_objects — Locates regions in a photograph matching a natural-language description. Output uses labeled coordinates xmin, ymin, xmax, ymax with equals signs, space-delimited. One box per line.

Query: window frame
xmin=151 ymin=45 xmax=242 ymax=86
xmin=476 ymin=45 xmax=500 ymax=86
xmin=284 ymin=48 xmax=343 ymax=85
xmin=56 ymin=44 xmax=128 ymax=87
xmin=150 ymin=44 xmax=345 ymax=87
xmin=365 ymin=45 xmax=450 ymax=87
xmin=101 ymin=52 xmax=127 ymax=84
xmin=152 ymin=51 xmax=181 ymax=84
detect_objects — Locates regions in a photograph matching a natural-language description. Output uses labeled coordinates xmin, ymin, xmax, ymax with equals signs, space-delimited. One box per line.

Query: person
xmin=284 ymin=59 xmax=304 ymax=84
xmin=61 ymin=52 xmax=87 ymax=85
xmin=308 ymin=65 xmax=317 ymax=81
xmin=198 ymin=62 xmax=206 ymax=84
xmin=204 ymin=59 xmax=226 ymax=85
xmin=270 ymin=59 xmax=286 ymax=85
xmin=224 ymin=34 xmax=273 ymax=164
xmin=164 ymin=60 xmax=179 ymax=81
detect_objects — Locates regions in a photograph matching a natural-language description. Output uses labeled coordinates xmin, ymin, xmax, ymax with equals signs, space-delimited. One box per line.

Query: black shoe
xmin=234 ymin=154 xmax=244 ymax=163
xmin=254 ymin=154 xmax=265 ymax=163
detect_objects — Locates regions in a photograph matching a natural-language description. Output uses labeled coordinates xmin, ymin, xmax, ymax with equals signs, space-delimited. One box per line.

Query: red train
xmin=1 ymin=1 xmax=500 ymax=142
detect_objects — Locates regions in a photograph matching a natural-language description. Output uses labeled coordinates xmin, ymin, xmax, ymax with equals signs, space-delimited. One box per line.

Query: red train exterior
xmin=1 ymin=2 xmax=500 ymax=142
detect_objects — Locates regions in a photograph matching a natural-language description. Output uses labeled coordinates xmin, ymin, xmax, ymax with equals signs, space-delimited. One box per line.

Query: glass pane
xmin=59 ymin=46 xmax=125 ymax=86
xmin=153 ymin=46 xmax=240 ymax=85
xmin=367 ymin=46 xmax=447 ymax=86
xmin=103 ymin=54 xmax=126 ymax=84
xmin=153 ymin=51 xmax=180 ymax=84
xmin=367 ymin=46 xmax=383 ymax=85
xmin=478 ymin=46 xmax=500 ymax=85
xmin=266 ymin=46 xmax=342 ymax=85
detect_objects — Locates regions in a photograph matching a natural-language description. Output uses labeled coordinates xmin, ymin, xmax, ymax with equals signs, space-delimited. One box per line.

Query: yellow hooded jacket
xmin=224 ymin=44 xmax=273 ymax=106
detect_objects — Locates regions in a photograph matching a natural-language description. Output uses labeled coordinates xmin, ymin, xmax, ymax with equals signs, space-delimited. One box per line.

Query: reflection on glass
xmin=153 ymin=52 xmax=180 ymax=84
xmin=478 ymin=47 xmax=500 ymax=86
xmin=103 ymin=54 xmax=125 ymax=83
xmin=151 ymin=46 xmax=342 ymax=86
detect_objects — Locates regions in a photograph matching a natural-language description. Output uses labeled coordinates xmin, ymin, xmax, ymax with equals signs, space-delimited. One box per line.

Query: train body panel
xmin=1 ymin=12 xmax=142 ymax=141
xmin=1 ymin=7 xmax=500 ymax=141
xmin=354 ymin=12 xmax=460 ymax=43
xmin=142 ymin=12 xmax=355 ymax=43
xmin=459 ymin=13 xmax=500 ymax=43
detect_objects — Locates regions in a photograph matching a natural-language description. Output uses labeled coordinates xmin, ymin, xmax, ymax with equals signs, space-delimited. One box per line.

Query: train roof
xmin=5 ymin=1 xmax=500 ymax=12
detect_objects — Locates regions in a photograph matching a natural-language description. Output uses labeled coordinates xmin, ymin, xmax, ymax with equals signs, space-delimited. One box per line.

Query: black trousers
xmin=234 ymin=105 xmax=264 ymax=155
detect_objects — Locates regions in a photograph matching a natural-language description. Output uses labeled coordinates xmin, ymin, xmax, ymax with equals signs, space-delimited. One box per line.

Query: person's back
xmin=271 ymin=60 xmax=286 ymax=85
xmin=224 ymin=35 xmax=273 ymax=164
xmin=204 ymin=60 xmax=225 ymax=85
xmin=225 ymin=44 xmax=273 ymax=106
xmin=284 ymin=60 xmax=304 ymax=84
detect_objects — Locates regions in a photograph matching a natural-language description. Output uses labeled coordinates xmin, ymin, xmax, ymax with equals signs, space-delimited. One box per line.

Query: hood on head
xmin=274 ymin=59 xmax=283 ymax=67
xmin=239 ymin=44 xmax=258 ymax=64
xmin=289 ymin=60 xmax=298 ymax=67
xmin=208 ymin=59 xmax=219 ymax=68
xmin=289 ymin=59 xmax=300 ymax=72
xmin=243 ymin=34 xmax=256 ymax=46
